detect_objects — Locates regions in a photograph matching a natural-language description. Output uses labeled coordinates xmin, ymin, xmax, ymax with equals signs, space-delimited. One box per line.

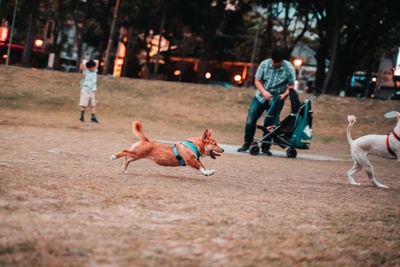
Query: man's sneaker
xmin=91 ymin=117 xmax=99 ymax=123
xmin=79 ymin=117 xmax=84 ymax=122
xmin=261 ymin=146 xmax=272 ymax=156
xmin=237 ymin=143 xmax=251 ymax=152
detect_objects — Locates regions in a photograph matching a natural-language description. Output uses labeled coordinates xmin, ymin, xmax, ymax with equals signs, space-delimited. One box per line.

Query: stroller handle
xmin=307 ymin=86 xmax=322 ymax=102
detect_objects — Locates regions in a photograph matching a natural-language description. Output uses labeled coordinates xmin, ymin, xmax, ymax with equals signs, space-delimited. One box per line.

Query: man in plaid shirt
xmin=238 ymin=48 xmax=296 ymax=155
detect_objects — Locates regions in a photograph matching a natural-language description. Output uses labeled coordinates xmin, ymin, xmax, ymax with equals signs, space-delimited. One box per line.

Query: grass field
xmin=0 ymin=66 xmax=399 ymax=266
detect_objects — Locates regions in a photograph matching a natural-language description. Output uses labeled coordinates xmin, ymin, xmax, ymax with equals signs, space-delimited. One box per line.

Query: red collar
xmin=393 ymin=131 xmax=400 ymax=142
xmin=387 ymin=133 xmax=398 ymax=158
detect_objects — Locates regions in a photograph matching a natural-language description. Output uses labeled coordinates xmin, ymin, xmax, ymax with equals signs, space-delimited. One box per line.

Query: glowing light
xmin=371 ymin=77 xmax=377 ymax=82
xmin=174 ymin=70 xmax=181 ymax=76
xmin=100 ymin=62 xmax=104 ymax=66
xmin=2 ymin=54 xmax=7 ymax=59
xmin=394 ymin=69 xmax=400 ymax=76
xmin=234 ymin=74 xmax=242 ymax=82
xmin=34 ymin=39 xmax=43 ymax=47
xmin=0 ymin=27 xmax=8 ymax=42
xmin=293 ymin=58 xmax=303 ymax=67
xmin=205 ymin=72 xmax=211 ymax=79
xmin=118 ymin=43 xmax=126 ymax=58
xmin=113 ymin=58 xmax=124 ymax=77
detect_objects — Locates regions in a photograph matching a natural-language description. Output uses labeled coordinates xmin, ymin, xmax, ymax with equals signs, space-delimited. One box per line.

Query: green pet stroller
xmin=249 ymin=87 xmax=321 ymax=158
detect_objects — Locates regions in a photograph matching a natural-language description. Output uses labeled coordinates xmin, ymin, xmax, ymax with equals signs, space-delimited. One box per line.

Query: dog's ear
xmin=202 ymin=129 xmax=209 ymax=141
xmin=207 ymin=129 xmax=213 ymax=139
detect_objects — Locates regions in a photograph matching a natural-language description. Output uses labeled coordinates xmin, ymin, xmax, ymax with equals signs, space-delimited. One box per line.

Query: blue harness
xmin=173 ymin=141 xmax=200 ymax=166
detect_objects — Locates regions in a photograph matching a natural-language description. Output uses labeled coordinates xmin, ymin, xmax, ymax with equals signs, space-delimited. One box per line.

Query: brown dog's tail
xmin=347 ymin=115 xmax=356 ymax=144
xmin=133 ymin=121 xmax=149 ymax=142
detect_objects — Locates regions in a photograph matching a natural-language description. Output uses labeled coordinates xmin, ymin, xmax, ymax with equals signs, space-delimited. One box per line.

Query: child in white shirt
xmin=79 ymin=59 xmax=99 ymax=123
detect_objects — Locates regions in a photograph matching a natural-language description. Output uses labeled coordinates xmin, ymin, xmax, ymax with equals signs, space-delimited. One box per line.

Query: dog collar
xmin=181 ymin=141 xmax=200 ymax=160
xmin=386 ymin=133 xmax=397 ymax=158
xmin=392 ymin=131 xmax=400 ymax=142
xmin=173 ymin=144 xmax=186 ymax=166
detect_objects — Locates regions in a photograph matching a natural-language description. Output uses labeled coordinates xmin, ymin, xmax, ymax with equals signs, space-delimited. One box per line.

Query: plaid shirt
xmin=254 ymin=59 xmax=296 ymax=103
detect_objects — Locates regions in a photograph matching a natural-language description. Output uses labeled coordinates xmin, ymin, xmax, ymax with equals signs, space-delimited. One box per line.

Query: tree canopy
xmin=2 ymin=0 xmax=400 ymax=94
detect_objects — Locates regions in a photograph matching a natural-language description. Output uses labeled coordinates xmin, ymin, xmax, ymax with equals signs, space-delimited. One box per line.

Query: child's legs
xmin=79 ymin=89 xmax=90 ymax=108
xmin=263 ymin=98 xmax=284 ymax=127
xmin=88 ymin=92 xmax=96 ymax=114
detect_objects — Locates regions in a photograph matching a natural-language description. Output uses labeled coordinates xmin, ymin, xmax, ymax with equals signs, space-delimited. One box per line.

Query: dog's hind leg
xmin=111 ymin=150 xmax=128 ymax=160
xmin=363 ymin=159 xmax=389 ymax=188
xmin=347 ymin=161 xmax=362 ymax=185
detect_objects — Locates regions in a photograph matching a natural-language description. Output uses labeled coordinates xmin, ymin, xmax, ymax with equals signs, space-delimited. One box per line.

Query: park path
xmin=154 ymin=139 xmax=345 ymax=161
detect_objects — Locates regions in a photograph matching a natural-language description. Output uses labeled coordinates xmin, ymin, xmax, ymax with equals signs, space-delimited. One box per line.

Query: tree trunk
xmin=178 ymin=27 xmax=186 ymax=82
xmin=122 ymin=28 xmax=136 ymax=77
xmin=21 ymin=0 xmax=39 ymax=66
xmin=282 ymin=1 xmax=289 ymax=49
xmin=152 ymin=6 xmax=167 ymax=80
xmin=197 ymin=0 xmax=224 ymax=83
xmin=314 ymin=42 xmax=328 ymax=89
xmin=74 ymin=8 xmax=86 ymax=71
xmin=322 ymin=7 xmax=340 ymax=94
xmin=143 ymin=29 xmax=152 ymax=79
xmin=97 ymin=0 xmax=114 ymax=72
xmin=245 ymin=15 xmax=262 ymax=88
xmin=50 ymin=20 xmax=61 ymax=69
xmin=259 ymin=14 xmax=273 ymax=62
xmin=103 ymin=0 xmax=120 ymax=75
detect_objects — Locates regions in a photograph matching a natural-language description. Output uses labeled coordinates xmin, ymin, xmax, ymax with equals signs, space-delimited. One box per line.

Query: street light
xmin=205 ymin=72 xmax=211 ymax=79
xmin=293 ymin=58 xmax=303 ymax=68
xmin=293 ymin=58 xmax=303 ymax=91
xmin=34 ymin=39 xmax=43 ymax=48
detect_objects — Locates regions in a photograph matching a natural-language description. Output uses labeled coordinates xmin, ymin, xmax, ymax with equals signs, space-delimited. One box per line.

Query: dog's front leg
xmin=187 ymin=159 xmax=215 ymax=176
xmin=122 ymin=156 xmax=135 ymax=174
xmin=364 ymin=163 xmax=389 ymax=188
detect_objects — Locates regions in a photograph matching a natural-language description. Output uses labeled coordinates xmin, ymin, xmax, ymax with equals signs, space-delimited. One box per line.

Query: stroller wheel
xmin=286 ymin=147 xmax=297 ymax=158
xmin=249 ymin=145 xmax=260 ymax=155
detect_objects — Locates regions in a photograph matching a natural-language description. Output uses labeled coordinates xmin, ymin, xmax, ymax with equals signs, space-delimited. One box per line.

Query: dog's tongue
xmin=210 ymin=151 xmax=221 ymax=159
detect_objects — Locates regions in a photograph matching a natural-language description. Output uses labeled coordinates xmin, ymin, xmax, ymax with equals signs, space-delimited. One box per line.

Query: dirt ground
xmin=1 ymin=109 xmax=400 ymax=266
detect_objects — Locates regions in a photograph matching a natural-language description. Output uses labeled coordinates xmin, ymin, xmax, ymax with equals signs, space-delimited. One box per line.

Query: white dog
xmin=346 ymin=112 xmax=400 ymax=188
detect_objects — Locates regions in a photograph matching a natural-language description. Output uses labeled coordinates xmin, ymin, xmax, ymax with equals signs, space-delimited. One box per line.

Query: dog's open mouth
xmin=210 ymin=151 xmax=222 ymax=159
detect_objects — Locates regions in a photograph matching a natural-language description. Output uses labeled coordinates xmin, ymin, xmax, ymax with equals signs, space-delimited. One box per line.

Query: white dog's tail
xmin=347 ymin=115 xmax=357 ymax=144
xmin=133 ymin=121 xmax=149 ymax=142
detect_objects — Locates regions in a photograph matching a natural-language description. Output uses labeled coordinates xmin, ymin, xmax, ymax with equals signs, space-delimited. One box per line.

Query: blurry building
xmin=57 ymin=20 xmax=98 ymax=72
xmin=290 ymin=42 xmax=329 ymax=92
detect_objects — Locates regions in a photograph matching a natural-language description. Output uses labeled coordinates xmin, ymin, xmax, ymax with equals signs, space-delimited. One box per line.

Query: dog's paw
xmin=111 ymin=155 xmax=116 ymax=160
xmin=200 ymin=168 xmax=215 ymax=176
xmin=122 ymin=170 xmax=128 ymax=174
xmin=350 ymin=181 xmax=361 ymax=186
xmin=376 ymin=183 xmax=389 ymax=189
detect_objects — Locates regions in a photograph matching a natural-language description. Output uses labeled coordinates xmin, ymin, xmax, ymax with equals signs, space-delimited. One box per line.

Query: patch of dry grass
xmin=1 ymin=65 xmax=398 ymax=143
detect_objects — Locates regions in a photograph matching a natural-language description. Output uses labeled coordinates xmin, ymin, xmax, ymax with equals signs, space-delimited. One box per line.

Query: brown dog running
xmin=111 ymin=121 xmax=224 ymax=176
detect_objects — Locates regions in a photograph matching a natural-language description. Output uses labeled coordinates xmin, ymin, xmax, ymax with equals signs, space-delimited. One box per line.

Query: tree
xmin=21 ymin=0 xmax=40 ymax=65
xmin=307 ymin=0 xmax=400 ymax=95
